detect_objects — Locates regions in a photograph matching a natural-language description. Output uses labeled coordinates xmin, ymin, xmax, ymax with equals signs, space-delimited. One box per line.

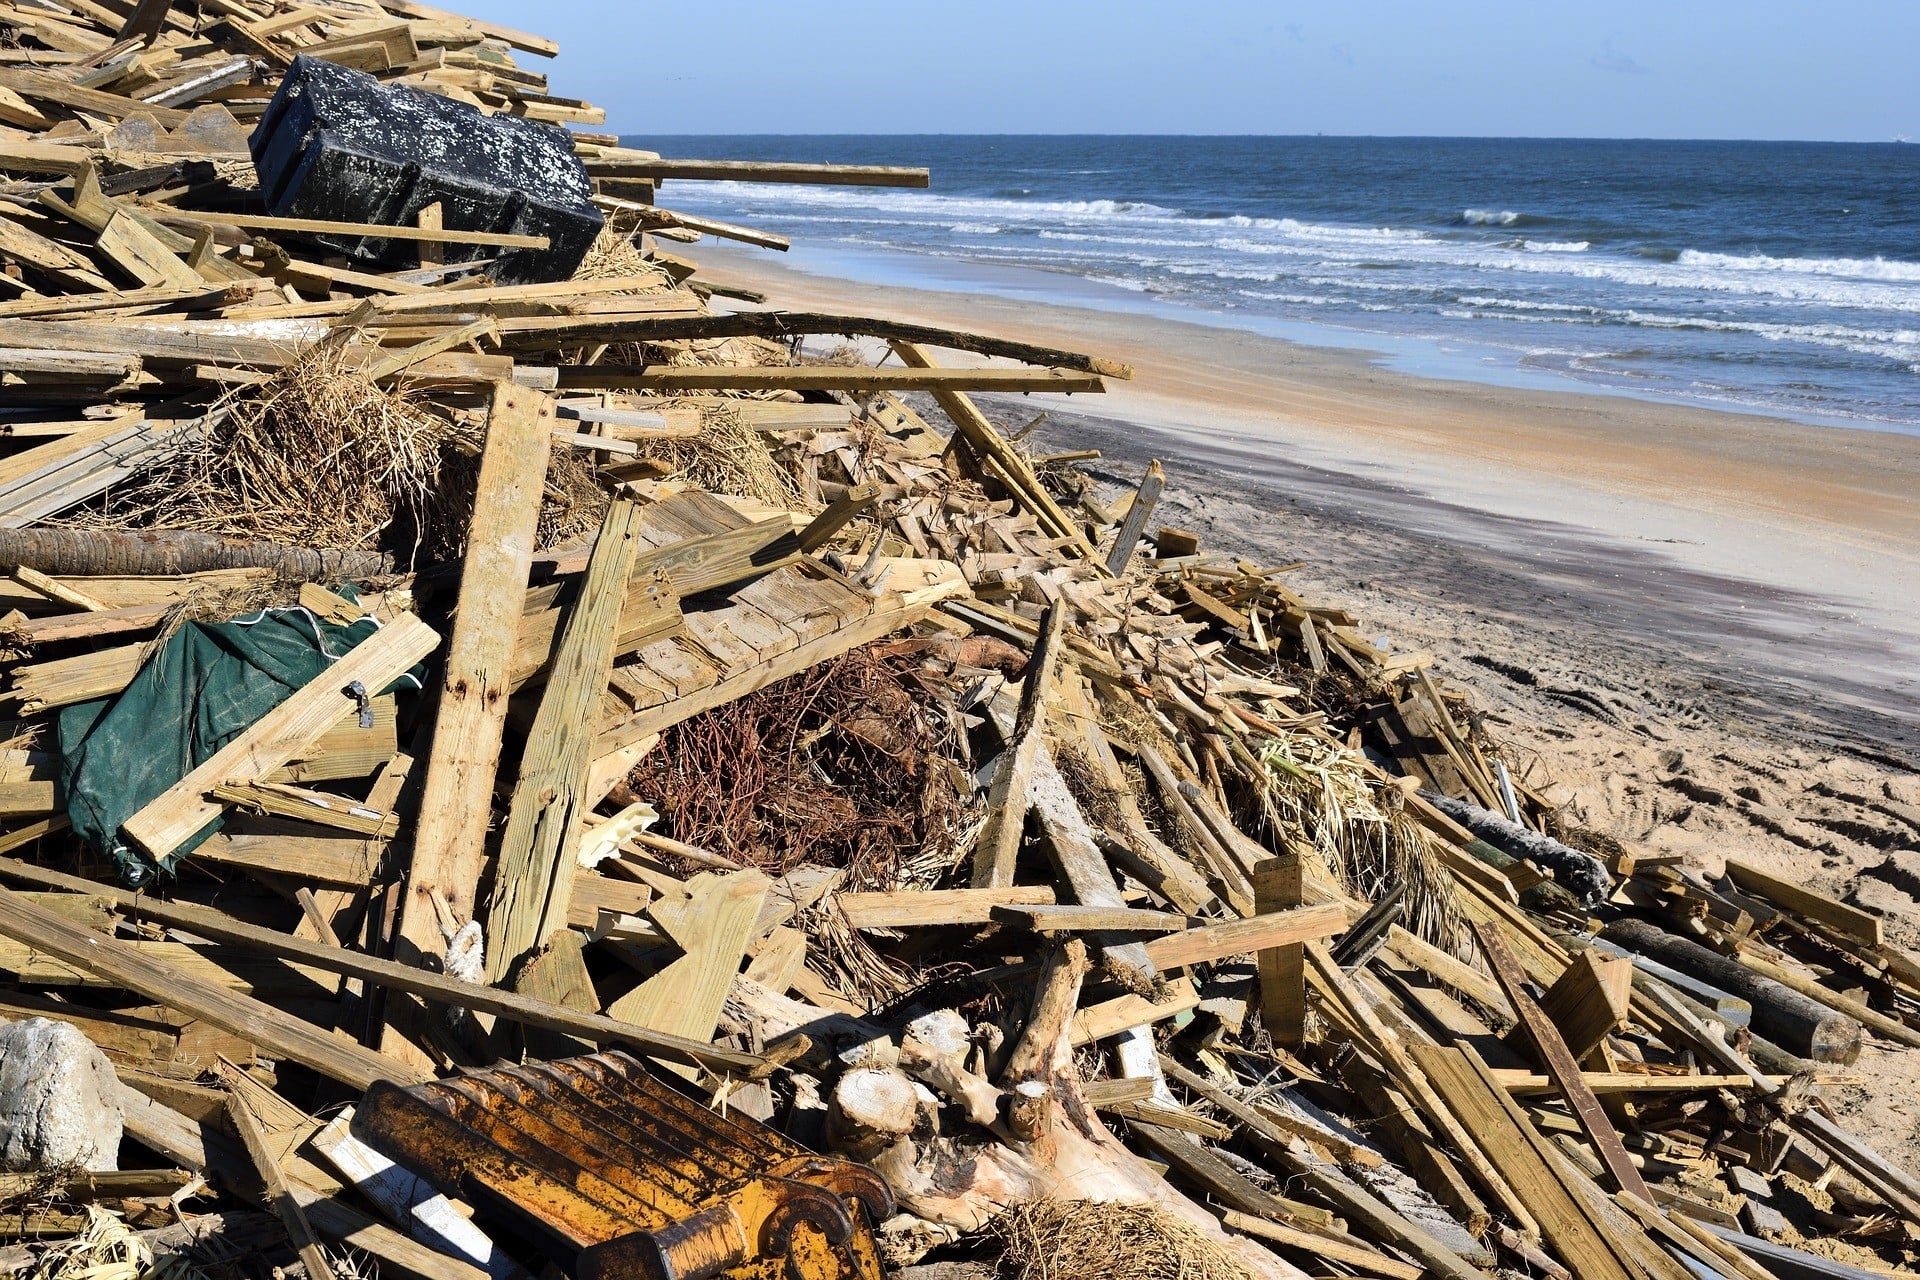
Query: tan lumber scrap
xmin=1143 ymin=903 xmax=1346 ymax=970
xmin=0 ymin=856 xmax=761 ymax=1074
xmin=226 ymin=1090 xmax=339 ymax=1280
xmin=1069 ymin=977 xmax=1200 ymax=1046
xmin=0 ymin=68 xmax=191 ymax=125
xmin=1737 ymin=950 xmax=1920 ymax=1050
xmin=991 ymin=904 xmax=1187 ymax=933
xmin=1221 ymin=1213 xmax=1422 ymax=1280
xmin=606 ymin=869 xmax=770 ymax=1062
xmin=1306 ymin=941 xmax=1539 ymax=1237
xmin=1331 ymin=1051 xmax=1493 ymax=1236
xmin=1410 ymin=1044 xmax=1641 ymax=1280
xmin=95 ymin=210 xmax=202 ymax=289
xmin=487 ymin=500 xmax=643 ymax=984
xmin=836 ymin=886 xmax=1057 ymax=928
xmin=391 ymin=381 xmax=551 ymax=995
xmin=0 ymin=211 xmax=115 ymax=292
xmin=10 ymin=565 xmax=109 ymax=612
xmin=210 ymin=781 xmax=396 ymax=838
xmin=972 ymin=602 xmax=1064 ymax=887
xmin=1254 ymin=850 xmax=1307 ymax=1047
xmin=1724 ymin=857 xmax=1883 ymax=947
xmin=120 ymin=614 xmax=438 ymax=863
xmin=890 ymin=340 xmax=1105 ymax=564
xmin=1528 ymin=948 xmax=1632 ymax=1062
xmin=0 ymin=886 xmax=422 ymax=1091
xmin=359 ymin=315 xmax=496 ymax=381
xmin=1470 ymin=919 xmax=1653 ymax=1203
xmin=1105 ymin=459 xmax=1165 ymax=573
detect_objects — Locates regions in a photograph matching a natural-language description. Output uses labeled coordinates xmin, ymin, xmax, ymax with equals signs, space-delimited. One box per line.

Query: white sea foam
xmin=1462 ymin=208 xmax=1522 ymax=225
xmin=1517 ymin=239 xmax=1591 ymax=253
xmin=1676 ymin=249 xmax=1920 ymax=281
xmin=949 ymin=222 xmax=1002 ymax=234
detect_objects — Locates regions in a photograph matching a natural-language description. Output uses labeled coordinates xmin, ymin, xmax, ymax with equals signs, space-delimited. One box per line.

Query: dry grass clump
xmin=572 ymin=224 xmax=678 ymax=288
xmin=645 ymin=400 xmax=803 ymax=510
xmin=623 ymin=642 xmax=967 ymax=888
xmin=99 ymin=346 xmax=464 ymax=557
xmin=989 ymin=1199 xmax=1252 ymax=1280
xmin=1254 ymin=732 xmax=1466 ymax=953
xmin=25 ymin=1205 xmax=211 ymax=1280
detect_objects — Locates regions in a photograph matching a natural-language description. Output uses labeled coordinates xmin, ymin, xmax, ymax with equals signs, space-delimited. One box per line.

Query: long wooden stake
xmin=486 ymin=499 xmax=643 ymax=984
xmin=227 ymin=1090 xmax=339 ymax=1280
xmin=391 ymin=384 xmax=552 ymax=996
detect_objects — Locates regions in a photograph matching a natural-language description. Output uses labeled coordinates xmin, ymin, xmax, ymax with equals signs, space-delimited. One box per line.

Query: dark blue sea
xmin=627 ymin=136 xmax=1920 ymax=433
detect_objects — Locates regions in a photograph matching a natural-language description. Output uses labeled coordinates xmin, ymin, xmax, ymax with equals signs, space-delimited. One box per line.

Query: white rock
xmin=0 ymin=1019 xmax=123 ymax=1172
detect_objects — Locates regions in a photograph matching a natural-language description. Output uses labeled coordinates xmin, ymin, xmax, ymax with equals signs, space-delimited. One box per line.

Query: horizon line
xmin=612 ymin=131 xmax=1914 ymax=147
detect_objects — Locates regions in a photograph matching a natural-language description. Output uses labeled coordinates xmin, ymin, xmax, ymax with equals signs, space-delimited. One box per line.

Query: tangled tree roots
xmin=623 ymin=641 xmax=966 ymax=887
xmin=988 ymin=1199 xmax=1252 ymax=1280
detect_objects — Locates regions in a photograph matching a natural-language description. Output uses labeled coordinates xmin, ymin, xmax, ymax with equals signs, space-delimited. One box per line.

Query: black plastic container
xmin=249 ymin=56 xmax=602 ymax=285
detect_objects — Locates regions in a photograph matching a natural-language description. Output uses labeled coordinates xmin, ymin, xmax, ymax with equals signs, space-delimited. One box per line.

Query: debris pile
xmin=0 ymin=4 xmax=1917 ymax=1280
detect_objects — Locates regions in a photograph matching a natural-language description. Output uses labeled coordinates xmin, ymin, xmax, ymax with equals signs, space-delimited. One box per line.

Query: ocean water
xmin=628 ymin=135 xmax=1920 ymax=433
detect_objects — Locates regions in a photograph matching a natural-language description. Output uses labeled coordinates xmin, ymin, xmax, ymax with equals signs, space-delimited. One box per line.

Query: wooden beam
xmin=392 ymin=383 xmax=551 ymax=1002
xmin=0 ymin=857 xmax=761 ymax=1074
xmin=555 ymin=311 xmax=1131 ymax=379
xmin=1470 ymin=919 xmax=1654 ymax=1204
xmin=1142 ymin=903 xmax=1347 ymax=970
xmin=1104 ymin=459 xmax=1165 ymax=574
xmin=156 ymin=208 xmax=550 ymax=248
xmin=486 ymin=500 xmax=643 ymax=984
xmin=0 ymin=886 xmax=421 ymax=1091
xmin=227 ymin=1090 xmax=339 ymax=1280
xmin=1254 ymin=851 xmax=1307 ymax=1048
xmin=120 ymin=614 xmax=438 ymax=864
xmin=604 ymin=869 xmax=770 ymax=1067
xmin=584 ymin=158 xmax=928 ymax=187
xmin=554 ymin=365 xmax=1105 ymax=394
xmin=836 ymin=886 xmax=1056 ymax=929
xmin=1724 ymin=858 xmax=1882 ymax=947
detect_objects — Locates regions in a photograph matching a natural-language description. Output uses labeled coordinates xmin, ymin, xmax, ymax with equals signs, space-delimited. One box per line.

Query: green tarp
xmin=57 ymin=598 xmax=424 ymax=885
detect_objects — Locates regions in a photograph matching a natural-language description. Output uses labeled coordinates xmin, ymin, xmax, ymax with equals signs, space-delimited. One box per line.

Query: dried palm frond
xmin=639 ymin=400 xmax=804 ymax=509
xmin=989 ymin=1199 xmax=1251 ymax=1280
xmin=26 ymin=1205 xmax=212 ymax=1280
xmin=1252 ymin=731 xmax=1466 ymax=954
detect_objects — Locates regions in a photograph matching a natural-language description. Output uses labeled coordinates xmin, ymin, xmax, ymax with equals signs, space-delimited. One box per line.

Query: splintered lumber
xmin=1736 ymin=951 xmax=1920 ymax=1050
xmin=487 ymin=500 xmax=643 ymax=984
xmin=1105 ymin=459 xmax=1165 ymax=574
xmin=119 ymin=615 xmax=437 ymax=862
xmin=1221 ymin=1213 xmax=1423 ymax=1280
xmin=156 ymin=208 xmax=552 ymax=248
xmin=227 ymin=1090 xmax=339 ymax=1280
xmin=0 ymin=885 xmax=423 ymax=1091
xmin=1161 ymin=1058 xmax=1493 ymax=1280
xmin=1409 ymin=1044 xmax=1646 ymax=1280
xmin=1470 ymin=918 xmax=1653 ymax=1203
xmin=973 ymin=603 xmax=1064 ymax=887
xmin=1723 ymin=858 xmax=1883 ymax=947
xmin=583 ymin=158 xmax=929 ymax=187
xmin=991 ymin=904 xmax=1187 ymax=933
xmin=1600 ymin=917 xmax=1862 ymax=1064
xmin=890 ymin=340 xmax=1105 ymax=565
xmin=393 ymin=384 xmax=551 ymax=993
xmin=1142 ymin=903 xmax=1347 ymax=970
xmin=0 ymin=857 xmax=760 ymax=1074
xmin=605 ymin=869 xmax=771 ymax=1064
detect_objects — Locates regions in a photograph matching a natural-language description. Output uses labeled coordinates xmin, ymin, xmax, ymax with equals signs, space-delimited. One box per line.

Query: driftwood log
xmin=0 ymin=528 xmax=391 ymax=580
xmin=1423 ymin=791 xmax=1611 ymax=907
xmin=1601 ymin=918 xmax=1863 ymax=1064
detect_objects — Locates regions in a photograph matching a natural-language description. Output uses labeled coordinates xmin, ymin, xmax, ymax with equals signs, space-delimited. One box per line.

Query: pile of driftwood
xmin=2 ymin=3 xmax=1920 ymax=1280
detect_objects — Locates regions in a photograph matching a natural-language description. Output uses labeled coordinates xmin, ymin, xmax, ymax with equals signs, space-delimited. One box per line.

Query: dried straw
xmin=989 ymin=1199 xmax=1251 ymax=1280
xmin=645 ymin=399 xmax=803 ymax=509
xmin=94 ymin=345 xmax=464 ymax=559
xmin=25 ymin=1205 xmax=210 ymax=1280
xmin=1253 ymin=732 xmax=1467 ymax=953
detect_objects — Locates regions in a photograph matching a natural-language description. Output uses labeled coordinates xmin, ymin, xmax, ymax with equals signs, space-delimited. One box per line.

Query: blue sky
xmin=457 ymin=1 xmax=1916 ymax=141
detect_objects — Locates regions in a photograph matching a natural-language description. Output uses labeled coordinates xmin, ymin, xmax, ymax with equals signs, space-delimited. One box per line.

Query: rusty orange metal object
xmin=353 ymin=1050 xmax=890 ymax=1280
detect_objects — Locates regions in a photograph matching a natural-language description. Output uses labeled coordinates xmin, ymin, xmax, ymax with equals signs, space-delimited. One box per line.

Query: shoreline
xmin=690 ymin=238 xmax=1920 ymax=749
